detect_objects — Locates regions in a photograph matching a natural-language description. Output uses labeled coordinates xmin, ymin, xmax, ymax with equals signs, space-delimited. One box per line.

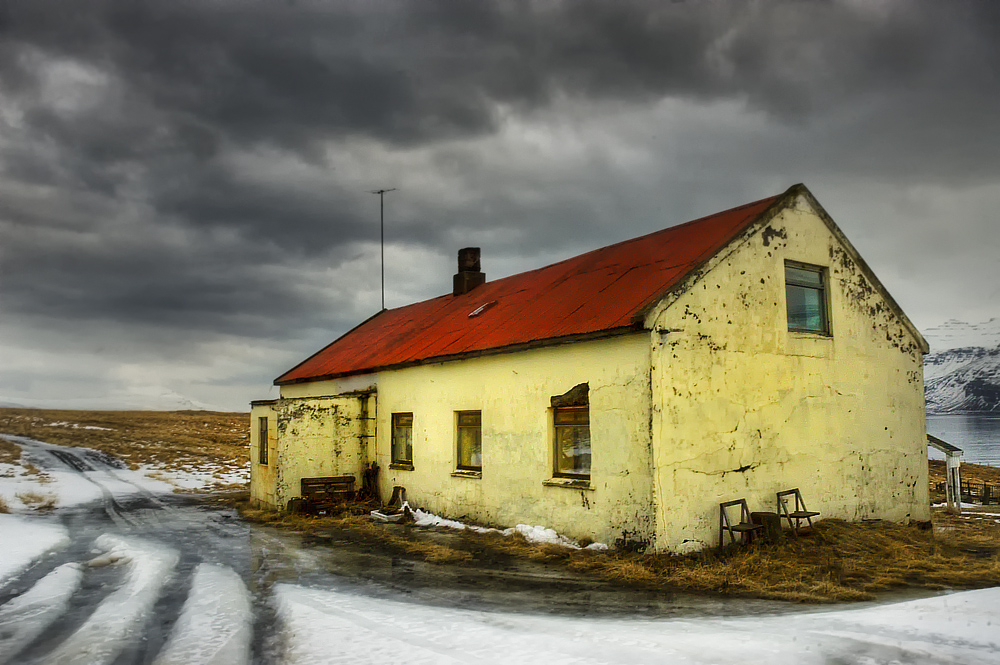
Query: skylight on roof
xmin=468 ymin=301 xmax=497 ymax=318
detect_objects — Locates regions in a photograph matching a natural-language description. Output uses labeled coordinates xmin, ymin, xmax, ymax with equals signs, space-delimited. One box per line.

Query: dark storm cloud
xmin=1 ymin=0 xmax=998 ymax=408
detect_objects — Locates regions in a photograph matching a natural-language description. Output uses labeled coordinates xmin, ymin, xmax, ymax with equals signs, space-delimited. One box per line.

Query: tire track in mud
xmin=46 ymin=448 xmax=139 ymax=529
xmin=3 ymin=439 xmax=257 ymax=663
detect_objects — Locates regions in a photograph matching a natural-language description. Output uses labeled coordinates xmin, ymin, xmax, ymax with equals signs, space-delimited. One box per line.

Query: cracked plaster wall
xmin=249 ymin=393 xmax=373 ymax=510
xmin=646 ymin=194 xmax=929 ymax=552
xmin=374 ymin=335 xmax=655 ymax=546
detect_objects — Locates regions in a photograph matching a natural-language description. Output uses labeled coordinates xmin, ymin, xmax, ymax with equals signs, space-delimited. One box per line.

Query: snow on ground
xmin=275 ymin=584 xmax=1000 ymax=665
xmin=42 ymin=422 xmax=115 ymax=431
xmin=141 ymin=463 xmax=248 ymax=491
xmin=152 ymin=563 xmax=253 ymax=665
xmin=0 ymin=563 xmax=83 ymax=665
xmin=931 ymin=501 xmax=981 ymax=509
xmin=413 ymin=506 xmax=608 ymax=550
xmin=43 ymin=534 xmax=179 ymax=665
xmin=0 ymin=513 xmax=69 ymax=581
xmin=0 ymin=435 xmax=246 ymax=512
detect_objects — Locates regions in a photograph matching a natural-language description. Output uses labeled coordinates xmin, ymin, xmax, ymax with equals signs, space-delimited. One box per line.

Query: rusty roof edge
xmin=273 ymin=308 xmax=390 ymax=385
xmin=792 ymin=184 xmax=930 ymax=355
xmin=274 ymin=325 xmax=645 ymax=386
xmin=630 ymin=190 xmax=790 ymax=326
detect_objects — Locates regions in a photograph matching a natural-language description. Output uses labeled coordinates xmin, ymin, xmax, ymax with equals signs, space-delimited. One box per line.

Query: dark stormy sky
xmin=1 ymin=0 xmax=998 ymax=410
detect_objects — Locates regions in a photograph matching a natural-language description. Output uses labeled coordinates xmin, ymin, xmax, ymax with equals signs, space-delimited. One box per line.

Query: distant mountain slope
xmin=923 ymin=318 xmax=1000 ymax=413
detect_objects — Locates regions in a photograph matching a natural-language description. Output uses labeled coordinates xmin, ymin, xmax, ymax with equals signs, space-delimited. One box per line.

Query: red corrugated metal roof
xmin=276 ymin=192 xmax=782 ymax=385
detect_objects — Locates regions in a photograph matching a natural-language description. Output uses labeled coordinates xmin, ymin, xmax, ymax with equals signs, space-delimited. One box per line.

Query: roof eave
xmin=274 ymin=324 xmax=645 ymax=386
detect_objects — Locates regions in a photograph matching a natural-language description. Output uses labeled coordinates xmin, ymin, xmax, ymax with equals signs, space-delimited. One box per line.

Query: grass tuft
xmin=17 ymin=491 xmax=57 ymax=512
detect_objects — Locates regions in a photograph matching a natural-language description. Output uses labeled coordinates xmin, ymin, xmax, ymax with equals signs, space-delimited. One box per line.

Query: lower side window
xmin=554 ymin=406 xmax=590 ymax=478
xmin=258 ymin=416 xmax=268 ymax=465
xmin=456 ymin=411 xmax=482 ymax=471
xmin=392 ymin=413 xmax=413 ymax=465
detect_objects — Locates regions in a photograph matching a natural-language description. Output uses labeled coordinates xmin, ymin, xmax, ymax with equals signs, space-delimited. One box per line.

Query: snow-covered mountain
xmin=923 ymin=318 xmax=1000 ymax=413
xmin=0 ymin=387 xmax=225 ymax=412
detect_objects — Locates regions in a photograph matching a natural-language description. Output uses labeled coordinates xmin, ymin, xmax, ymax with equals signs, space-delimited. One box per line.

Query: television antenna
xmin=370 ymin=188 xmax=397 ymax=310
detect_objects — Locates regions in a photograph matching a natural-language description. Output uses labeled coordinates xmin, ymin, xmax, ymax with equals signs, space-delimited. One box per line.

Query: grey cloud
xmin=1 ymin=0 xmax=998 ymax=409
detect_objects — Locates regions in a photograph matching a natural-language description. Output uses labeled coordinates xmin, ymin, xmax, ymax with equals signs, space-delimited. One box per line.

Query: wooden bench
xmin=719 ymin=499 xmax=764 ymax=551
xmin=776 ymin=488 xmax=820 ymax=536
xmin=300 ymin=476 xmax=355 ymax=514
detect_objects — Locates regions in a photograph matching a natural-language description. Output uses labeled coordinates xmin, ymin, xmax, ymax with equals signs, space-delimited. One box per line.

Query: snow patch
xmin=153 ymin=563 xmax=253 ymax=665
xmin=0 ymin=513 xmax=69 ymax=582
xmin=411 ymin=508 xmax=608 ymax=549
xmin=42 ymin=534 xmax=179 ymax=665
xmin=0 ymin=563 xmax=84 ymax=665
xmin=274 ymin=584 xmax=1000 ymax=664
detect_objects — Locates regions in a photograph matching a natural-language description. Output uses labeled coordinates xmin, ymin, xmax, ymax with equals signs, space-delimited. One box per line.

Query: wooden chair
xmin=719 ymin=499 xmax=764 ymax=551
xmin=776 ymin=488 xmax=820 ymax=536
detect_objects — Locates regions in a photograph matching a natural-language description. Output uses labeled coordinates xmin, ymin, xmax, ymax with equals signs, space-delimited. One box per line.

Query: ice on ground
xmin=0 ymin=563 xmax=84 ymax=665
xmin=412 ymin=508 xmax=608 ymax=550
xmin=275 ymin=584 xmax=1000 ymax=665
xmin=152 ymin=563 xmax=253 ymax=665
xmin=41 ymin=534 xmax=179 ymax=665
xmin=0 ymin=513 xmax=69 ymax=582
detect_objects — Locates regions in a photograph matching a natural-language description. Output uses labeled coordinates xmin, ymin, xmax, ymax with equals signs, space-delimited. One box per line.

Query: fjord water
xmin=927 ymin=413 xmax=1000 ymax=466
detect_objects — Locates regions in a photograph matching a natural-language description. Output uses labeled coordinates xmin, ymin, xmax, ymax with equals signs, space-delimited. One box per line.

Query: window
xmin=456 ymin=411 xmax=482 ymax=471
xmin=785 ymin=262 xmax=829 ymax=334
xmin=554 ymin=406 xmax=590 ymax=478
xmin=258 ymin=417 xmax=268 ymax=465
xmin=391 ymin=413 xmax=413 ymax=466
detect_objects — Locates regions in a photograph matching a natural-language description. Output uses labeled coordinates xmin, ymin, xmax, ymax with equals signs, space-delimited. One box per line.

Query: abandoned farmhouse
xmin=250 ymin=183 xmax=930 ymax=552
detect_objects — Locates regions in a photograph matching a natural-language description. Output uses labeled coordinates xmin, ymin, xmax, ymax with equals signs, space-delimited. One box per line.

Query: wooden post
xmin=945 ymin=450 xmax=962 ymax=514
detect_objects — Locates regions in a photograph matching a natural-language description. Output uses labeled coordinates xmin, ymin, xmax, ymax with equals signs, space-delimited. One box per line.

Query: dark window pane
xmin=786 ymin=285 xmax=825 ymax=331
xmin=785 ymin=265 xmax=823 ymax=287
xmin=392 ymin=413 xmax=413 ymax=464
xmin=258 ymin=417 xmax=268 ymax=465
xmin=785 ymin=263 xmax=828 ymax=333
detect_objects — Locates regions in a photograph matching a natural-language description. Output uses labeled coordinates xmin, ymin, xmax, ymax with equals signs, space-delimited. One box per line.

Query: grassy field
xmin=0 ymin=408 xmax=249 ymax=477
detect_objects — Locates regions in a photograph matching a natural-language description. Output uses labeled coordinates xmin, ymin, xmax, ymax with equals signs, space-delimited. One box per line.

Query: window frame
xmin=391 ymin=412 xmax=414 ymax=467
xmin=455 ymin=410 xmax=482 ymax=472
xmin=785 ymin=260 xmax=831 ymax=335
xmin=552 ymin=405 xmax=591 ymax=480
xmin=257 ymin=416 xmax=268 ymax=465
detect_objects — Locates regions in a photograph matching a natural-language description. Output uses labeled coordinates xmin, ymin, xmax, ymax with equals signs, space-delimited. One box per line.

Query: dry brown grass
xmin=238 ymin=498 xmax=1000 ymax=603
xmin=0 ymin=408 xmax=248 ymax=475
xmin=928 ymin=459 xmax=1000 ymax=487
xmin=0 ymin=437 xmax=20 ymax=465
xmin=0 ymin=495 xmax=8 ymax=513
xmin=16 ymin=491 xmax=57 ymax=512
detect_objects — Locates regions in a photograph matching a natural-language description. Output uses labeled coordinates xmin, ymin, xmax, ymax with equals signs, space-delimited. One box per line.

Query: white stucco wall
xmin=374 ymin=335 xmax=655 ymax=547
xmin=646 ymin=194 xmax=929 ymax=552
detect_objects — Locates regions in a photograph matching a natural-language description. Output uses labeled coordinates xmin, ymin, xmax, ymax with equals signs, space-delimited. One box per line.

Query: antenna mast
xmin=370 ymin=188 xmax=397 ymax=311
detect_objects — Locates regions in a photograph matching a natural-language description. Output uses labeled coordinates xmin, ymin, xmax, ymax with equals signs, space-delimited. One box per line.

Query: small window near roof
xmin=391 ymin=413 xmax=413 ymax=465
xmin=553 ymin=406 xmax=590 ymax=479
xmin=785 ymin=262 xmax=829 ymax=334
xmin=456 ymin=411 xmax=482 ymax=471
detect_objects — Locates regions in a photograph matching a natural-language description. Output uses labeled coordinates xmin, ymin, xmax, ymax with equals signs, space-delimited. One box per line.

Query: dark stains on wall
xmin=760 ymin=225 xmax=788 ymax=248
xmin=829 ymin=245 xmax=920 ymax=356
